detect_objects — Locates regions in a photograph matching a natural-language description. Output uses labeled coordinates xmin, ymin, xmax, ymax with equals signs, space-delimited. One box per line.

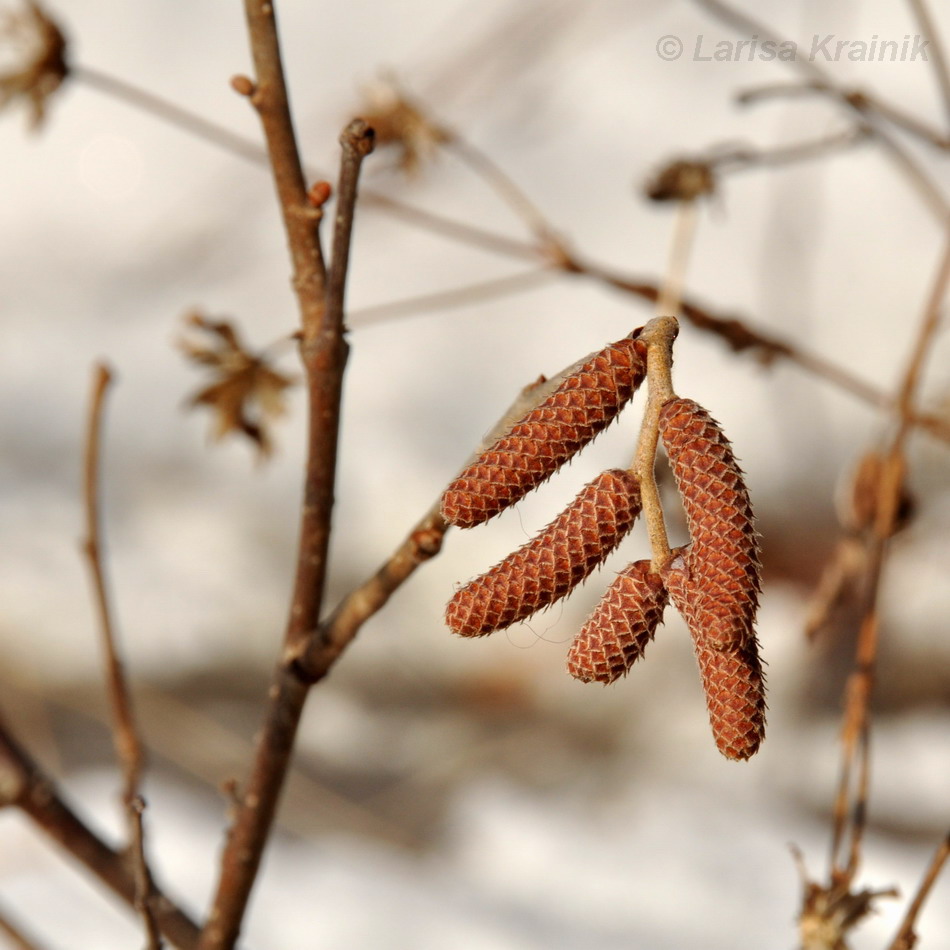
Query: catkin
xmin=446 ymin=469 xmax=641 ymax=636
xmin=442 ymin=333 xmax=648 ymax=528
xmin=665 ymin=556 xmax=766 ymax=760
xmin=567 ymin=560 xmax=668 ymax=684
xmin=659 ymin=397 xmax=761 ymax=650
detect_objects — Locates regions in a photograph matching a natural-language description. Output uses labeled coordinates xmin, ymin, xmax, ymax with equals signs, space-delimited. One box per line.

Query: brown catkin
xmin=442 ymin=333 xmax=648 ymax=528
xmin=665 ymin=557 xmax=766 ymax=760
xmin=446 ymin=469 xmax=641 ymax=636
xmin=659 ymin=397 xmax=761 ymax=650
xmin=567 ymin=560 xmax=668 ymax=684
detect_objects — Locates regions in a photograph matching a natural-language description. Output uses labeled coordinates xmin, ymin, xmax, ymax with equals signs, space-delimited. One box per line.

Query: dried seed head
xmin=567 ymin=560 xmax=667 ymax=684
xmin=659 ymin=397 xmax=760 ymax=649
xmin=442 ymin=334 xmax=647 ymax=528
xmin=446 ymin=469 xmax=642 ymax=636
xmin=665 ymin=558 xmax=766 ymax=760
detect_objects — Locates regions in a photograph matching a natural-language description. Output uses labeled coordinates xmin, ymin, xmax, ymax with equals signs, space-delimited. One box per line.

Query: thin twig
xmin=692 ymin=0 xmax=950 ymax=221
xmin=198 ymin=4 xmax=373 ymax=946
xmin=0 ymin=715 xmax=201 ymax=950
xmin=81 ymin=363 xmax=161 ymax=949
xmin=68 ymin=56 xmax=950 ymax=443
xmin=710 ymin=127 xmax=869 ymax=173
xmin=656 ymin=200 xmax=697 ymax=317
xmin=906 ymin=0 xmax=950 ymax=135
xmin=71 ymin=62 xmax=535 ymax=263
xmin=350 ymin=267 xmax=555 ymax=327
xmin=0 ymin=900 xmax=46 ymax=950
xmin=445 ymin=134 xmax=564 ymax=253
xmin=299 ymin=372 xmax=560 ymax=676
xmin=888 ymin=831 xmax=950 ymax=950
xmin=632 ymin=317 xmax=678 ymax=572
xmin=829 ymin=228 xmax=950 ymax=881
xmin=736 ymin=80 xmax=950 ymax=151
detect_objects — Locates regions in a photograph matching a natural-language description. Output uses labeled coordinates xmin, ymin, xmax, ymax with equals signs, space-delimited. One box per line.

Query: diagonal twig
xmin=0 ymin=714 xmax=201 ymax=949
xmin=906 ymin=0 xmax=950 ymax=135
xmin=888 ymin=831 xmax=950 ymax=950
xmin=69 ymin=50 xmax=950 ymax=446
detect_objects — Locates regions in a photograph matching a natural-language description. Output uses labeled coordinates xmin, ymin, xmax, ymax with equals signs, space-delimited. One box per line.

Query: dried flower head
xmin=442 ymin=333 xmax=648 ymax=528
xmin=0 ymin=1 xmax=68 ymax=129
xmin=358 ymin=76 xmax=451 ymax=175
xmin=179 ymin=312 xmax=297 ymax=457
xmin=659 ymin=397 xmax=761 ymax=650
xmin=567 ymin=559 xmax=667 ymax=684
xmin=645 ymin=159 xmax=715 ymax=202
xmin=446 ymin=469 xmax=641 ymax=636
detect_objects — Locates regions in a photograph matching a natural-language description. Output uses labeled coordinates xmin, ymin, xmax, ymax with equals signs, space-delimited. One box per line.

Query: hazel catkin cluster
xmin=441 ymin=324 xmax=766 ymax=760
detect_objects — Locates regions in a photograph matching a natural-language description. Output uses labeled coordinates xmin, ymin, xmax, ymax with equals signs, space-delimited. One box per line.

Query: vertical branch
xmin=81 ymin=363 xmax=161 ymax=949
xmin=199 ymin=6 xmax=374 ymax=950
xmin=631 ymin=316 xmax=679 ymax=572
xmin=829 ymin=229 xmax=950 ymax=880
xmin=237 ymin=0 xmax=327 ymax=322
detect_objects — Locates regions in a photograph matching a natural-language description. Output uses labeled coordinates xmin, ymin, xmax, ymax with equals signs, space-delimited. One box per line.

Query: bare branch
xmin=0 ymin=715 xmax=200 ymax=950
xmin=350 ymin=267 xmax=554 ymax=327
xmin=907 ymin=0 xmax=950 ymax=135
xmin=81 ymin=363 xmax=161 ymax=948
xmin=0 ymin=899 xmax=47 ymax=950
xmin=198 ymin=7 xmax=373 ymax=949
xmin=888 ymin=831 xmax=950 ymax=950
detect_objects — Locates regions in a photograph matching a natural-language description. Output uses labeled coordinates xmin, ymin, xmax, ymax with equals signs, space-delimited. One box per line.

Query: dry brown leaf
xmin=178 ymin=311 xmax=296 ymax=458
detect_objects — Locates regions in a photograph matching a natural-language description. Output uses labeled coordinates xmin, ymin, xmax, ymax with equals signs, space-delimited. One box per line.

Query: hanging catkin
xmin=567 ymin=559 xmax=668 ymax=684
xmin=659 ymin=397 xmax=761 ymax=650
xmin=442 ymin=333 xmax=647 ymax=528
xmin=446 ymin=469 xmax=641 ymax=636
xmin=664 ymin=551 xmax=766 ymax=761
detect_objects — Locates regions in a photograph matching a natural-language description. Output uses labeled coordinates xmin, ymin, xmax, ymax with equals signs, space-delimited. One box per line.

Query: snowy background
xmin=2 ymin=0 xmax=949 ymax=947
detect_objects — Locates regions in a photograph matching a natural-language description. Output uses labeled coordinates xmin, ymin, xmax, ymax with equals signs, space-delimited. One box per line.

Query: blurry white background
xmin=1 ymin=0 xmax=949 ymax=947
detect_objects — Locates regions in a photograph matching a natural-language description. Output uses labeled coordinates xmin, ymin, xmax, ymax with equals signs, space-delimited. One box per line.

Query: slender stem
xmin=693 ymin=0 xmax=950 ymax=222
xmin=0 ymin=716 xmax=201 ymax=949
xmin=888 ymin=831 xmax=950 ymax=950
xmin=81 ymin=363 xmax=161 ymax=949
xmin=0 ymin=900 xmax=46 ymax=950
xmin=69 ymin=60 xmax=950 ymax=444
xmin=71 ymin=63 xmax=534 ymax=263
xmin=906 ymin=0 xmax=950 ymax=134
xmin=631 ymin=317 xmax=678 ymax=572
xmin=350 ymin=267 xmax=554 ymax=327
xmin=446 ymin=135 xmax=562 ymax=250
xmin=299 ymin=373 xmax=556 ymax=678
xmin=656 ymin=200 xmax=697 ymax=317
xmin=829 ymin=228 xmax=950 ymax=882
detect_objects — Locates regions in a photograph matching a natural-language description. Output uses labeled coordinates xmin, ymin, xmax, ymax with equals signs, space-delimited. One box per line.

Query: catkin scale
xmin=442 ymin=334 xmax=648 ymax=528
xmin=665 ymin=557 xmax=766 ymax=760
xmin=446 ymin=469 xmax=642 ymax=636
xmin=659 ymin=397 xmax=761 ymax=650
xmin=567 ymin=560 xmax=667 ymax=684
